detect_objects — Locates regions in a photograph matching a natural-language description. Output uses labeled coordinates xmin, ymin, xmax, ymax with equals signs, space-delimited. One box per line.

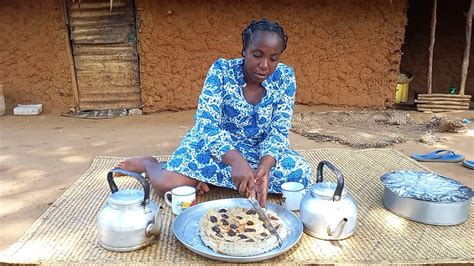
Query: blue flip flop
xmin=463 ymin=160 xmax=474 ymax=169
xmin=411 ymin=150 xmax=465 ymax=163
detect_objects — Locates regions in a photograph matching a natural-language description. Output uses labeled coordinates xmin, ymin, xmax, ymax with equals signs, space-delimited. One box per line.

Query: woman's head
xmin=241 ymin=19 xmax=288 ymax=85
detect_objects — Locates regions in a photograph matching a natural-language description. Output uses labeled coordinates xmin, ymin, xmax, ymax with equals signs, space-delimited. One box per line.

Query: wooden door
xmin=67 ymin=0 xmax=141 ymax=110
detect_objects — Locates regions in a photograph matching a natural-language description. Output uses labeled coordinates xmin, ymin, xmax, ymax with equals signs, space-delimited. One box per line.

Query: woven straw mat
xmin=292 ymin=111 xmax=429 ymax=148
xmin=1 ymin=149 xmax=472 ymax=264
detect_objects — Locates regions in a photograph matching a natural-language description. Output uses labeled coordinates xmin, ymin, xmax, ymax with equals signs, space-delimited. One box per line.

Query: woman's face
xmin=243 ymin=31 xmax=284 ymax=85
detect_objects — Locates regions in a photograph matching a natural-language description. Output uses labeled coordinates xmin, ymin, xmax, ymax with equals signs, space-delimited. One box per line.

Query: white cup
xmin=280 ymin=182 xmax=306 ymax=211
xmin=164 ymin=186 xmax=196 ymax=215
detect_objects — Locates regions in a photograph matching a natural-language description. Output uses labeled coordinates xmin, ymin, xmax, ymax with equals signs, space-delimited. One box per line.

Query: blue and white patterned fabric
xmin=163 ymin=58 xmax=312 ymax=193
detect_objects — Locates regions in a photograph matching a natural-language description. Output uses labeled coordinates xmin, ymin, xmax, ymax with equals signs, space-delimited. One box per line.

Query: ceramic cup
xmin=164 ymin=186 xmax=196 ymax=215
xmin=280 ymin=181 xmax=306 ymax=211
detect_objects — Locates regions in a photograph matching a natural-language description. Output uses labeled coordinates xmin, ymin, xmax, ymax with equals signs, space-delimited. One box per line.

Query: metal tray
xmin=172 ymin=198 xmax=303 ymax=263
xmin=380 ymin=170 xmax=472 ymax=225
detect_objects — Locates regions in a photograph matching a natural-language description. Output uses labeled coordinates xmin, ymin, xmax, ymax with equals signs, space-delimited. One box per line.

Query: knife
xmin=248 ymin=197 xmax=283 ymax=247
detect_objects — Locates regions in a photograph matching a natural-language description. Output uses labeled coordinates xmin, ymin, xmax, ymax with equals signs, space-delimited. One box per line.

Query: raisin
xmin=244 ymin=228 xmax=256 ymax=232
xmin=246 ymin=221 xmax=254 ymax=226
xmin=246 ymin=239 xmax=255 ymax=242
xmin=218 ymin=209 xmax=227 ymax=213
xmin=230 ymin=224 xmax=238 ymax=229
xmin=209 ymin=216 xmax=217 ymax=223
xmin=270 ymin=216 xmax=278 ymax=220
xmin=216 ymin=233 xmax=224 ymax=238
xmin=236 ymin=216 xmax=243 ymax=220
xmin=221 ymin=219 xmax=229 ymax=226
xmin=212 ymin=226 xmax=220 ymax=233
xmin=238 ymin=234 xmax=248 ymax=239
xmin=221 ymin=214 xmax=229 ymax=219
xmin=260 ymin=233 xmax=268 ymax=237
xmin=246 ymin=209 xmax=257 ymax=215
xmin=227 ymin=230 xmax=236 ymax=236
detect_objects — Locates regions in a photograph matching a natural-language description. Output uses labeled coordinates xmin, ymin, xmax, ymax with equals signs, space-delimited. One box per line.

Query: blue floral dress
xmin=163 ymin=58 xmax=311 ymax=193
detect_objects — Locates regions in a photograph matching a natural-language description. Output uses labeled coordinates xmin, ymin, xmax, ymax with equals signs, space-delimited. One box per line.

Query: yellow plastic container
xmin=400 ymin=83 xmax=409 ymax=102
xmin=395 ymin=83 xmax=403 ymax=103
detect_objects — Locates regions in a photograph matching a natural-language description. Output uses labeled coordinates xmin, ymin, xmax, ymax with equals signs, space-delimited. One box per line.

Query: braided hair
xmin=241 ymin=19 xmax=288 ymax=56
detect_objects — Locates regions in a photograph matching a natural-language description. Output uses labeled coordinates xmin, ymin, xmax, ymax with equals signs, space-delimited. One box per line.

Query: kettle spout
xmin=146 ymin=206 xmax=164 ymax=237
xmin=327 ymin=218 xmax=348 ymax=238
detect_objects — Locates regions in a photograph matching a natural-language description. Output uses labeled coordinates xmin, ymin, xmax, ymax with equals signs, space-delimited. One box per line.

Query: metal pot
xmin=300 ymin=161 xmax=358 ymax=240
xmin=97 ymin=168 xmax=163 ymax=252
xmin=380 ymin=170 xmax=472 ymax=225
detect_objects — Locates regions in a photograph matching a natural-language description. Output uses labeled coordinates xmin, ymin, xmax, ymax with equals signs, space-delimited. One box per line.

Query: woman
xmin=116 ymin=19 xmax=311 ymax=207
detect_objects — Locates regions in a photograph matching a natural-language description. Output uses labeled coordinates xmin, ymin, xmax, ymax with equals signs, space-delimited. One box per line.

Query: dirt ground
xmin=1 ymin=105 xmax=473 ymax=252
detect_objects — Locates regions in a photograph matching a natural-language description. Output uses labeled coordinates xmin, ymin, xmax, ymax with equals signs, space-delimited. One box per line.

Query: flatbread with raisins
xmin=198 ymin=206 xmax=287 ymax=256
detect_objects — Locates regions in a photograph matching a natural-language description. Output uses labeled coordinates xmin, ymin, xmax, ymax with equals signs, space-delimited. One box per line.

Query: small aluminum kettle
xmin=300 ymin=161 xmax=358 ymax=240
xmin=97 ymin=168 xmax=163 ymax=252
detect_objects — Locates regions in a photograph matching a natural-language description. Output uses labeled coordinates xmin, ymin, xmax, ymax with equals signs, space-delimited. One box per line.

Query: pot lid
xmin=108 ymin=189 xmax=144 ymax=206
xmin=380 ymin=170 xmax=472 ymax=202
xmin=310 ymin=181 xmax=347 ymax=198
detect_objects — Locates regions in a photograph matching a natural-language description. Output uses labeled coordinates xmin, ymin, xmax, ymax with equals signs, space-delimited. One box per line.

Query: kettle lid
xmin=311 ymin=182 xmax=347 ymax=198
xmin=108 ymin=189 xmax=144 ymax=206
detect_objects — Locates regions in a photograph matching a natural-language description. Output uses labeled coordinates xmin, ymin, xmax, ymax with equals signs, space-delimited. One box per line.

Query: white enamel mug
xmin=164 ymin=186 xmax=196 ymax=215
xmin=281 ymin=182 xmax=306 ymax=211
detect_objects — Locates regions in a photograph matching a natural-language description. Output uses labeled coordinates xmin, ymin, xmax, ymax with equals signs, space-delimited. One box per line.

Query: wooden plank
xmin=417 ymin=108 xmax=467 ymax=113
xmin=75 ymin=85 xmax=140 ymax=95
xmin=79 ymin=102 xmax=140 ymax=110
xmin=416 ymin=104 xmax=469 ymax=110
xmin=415 ymin=97 xmax=470 ymax=102
xmin=414 ymin=100 xmax=470 ymax=104
xmin=70 ymin=12 xmax=134 ymax=27
xmin=62 ymin=0 xmax=79 ymax=110
xmin=80 ymin=94 xmax=140 ymax=102
xmin=71 ymin=2 xmax=129 ymax=11
xmin=459 ymin=0 xmax=474 ymax=95
xmin=71 ymin=16 xmax=134 ymax=28
xmin=75 ymin=62 xmax=138 ymax=72
xmin=418 ymin=93 xmax=472 ymax=98
xmin=73 ymin=44 xmax=134 ymax=56
xmin=72 ymin=26 xmax=133 ymax=44
xmin=427 ymin=0 xmax=437 ymax=94
xmin=74 ymin=53 xmax=137 ymax=62
xmin=70 ymin=9 xmax=133 ymax=19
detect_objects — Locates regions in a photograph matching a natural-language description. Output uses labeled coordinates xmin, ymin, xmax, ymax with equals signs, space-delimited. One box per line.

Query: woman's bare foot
xmin=114 ymin=156 xmax=157 ymax=176
xmin=196 ymin=182 xmax=210 ymax=195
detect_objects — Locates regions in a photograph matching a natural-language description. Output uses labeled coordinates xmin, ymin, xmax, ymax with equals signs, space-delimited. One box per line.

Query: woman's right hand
xmin=231 ymin=161 xmax=255 ymax=196
xmin=223 ymin=150 xmax=254 ymax=195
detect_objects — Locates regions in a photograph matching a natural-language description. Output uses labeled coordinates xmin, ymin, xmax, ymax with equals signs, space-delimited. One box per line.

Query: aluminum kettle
xmin=97 ymin=168 xmax=163 ymax=252
xmin=300 ymin=161 xmax=358 ymax=240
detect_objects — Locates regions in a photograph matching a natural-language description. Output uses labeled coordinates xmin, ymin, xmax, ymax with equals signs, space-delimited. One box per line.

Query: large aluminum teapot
xmin=300 ymin=161 xmax=358 ymax=240
xmin=97 ymin=168 xmax=163 ymax=252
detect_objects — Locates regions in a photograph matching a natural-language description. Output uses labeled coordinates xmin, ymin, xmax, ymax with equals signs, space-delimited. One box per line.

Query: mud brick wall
xmin=137 ymin=0 xmax=407 ymax=113
xmin=0 ymin=0 xmax=74 ymax=113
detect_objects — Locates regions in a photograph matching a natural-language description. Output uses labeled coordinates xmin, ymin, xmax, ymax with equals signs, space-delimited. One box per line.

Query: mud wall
xmin=401 ymin=0 xmax=474 ymax=100
xmin=0 ymin=0 xmax=74 ymax=114
xmin=137 ymin=0 xmax=407 ymax=113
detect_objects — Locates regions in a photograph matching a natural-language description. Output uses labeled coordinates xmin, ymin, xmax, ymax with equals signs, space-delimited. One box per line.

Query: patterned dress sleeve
xmin=258 ymin=67 xmax=296 ymax=160
xmin=194 ymin=58 xmax=235 ymax=162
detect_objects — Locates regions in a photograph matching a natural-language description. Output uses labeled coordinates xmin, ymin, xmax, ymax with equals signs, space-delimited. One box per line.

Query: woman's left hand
xmin=254 ymin=166 xmax=270 ymax=207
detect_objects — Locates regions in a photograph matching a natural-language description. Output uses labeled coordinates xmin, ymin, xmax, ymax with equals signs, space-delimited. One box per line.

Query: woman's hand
xmin=254 ymin=166 xmax=270 ymax=207
xmin=231 ymin=161 xmax=255 ymax=196
xmin=223 ymin=150 xmax=254 ymax=195
xmin=254 ymin=155 xmax=275 ymax=207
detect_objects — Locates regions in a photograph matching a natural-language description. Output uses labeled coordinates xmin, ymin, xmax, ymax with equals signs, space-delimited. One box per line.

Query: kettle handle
xmin=107 ymin=168 xmax=150 ymax=205
xmin=316 ymin=161 xmax=344 ymax=201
